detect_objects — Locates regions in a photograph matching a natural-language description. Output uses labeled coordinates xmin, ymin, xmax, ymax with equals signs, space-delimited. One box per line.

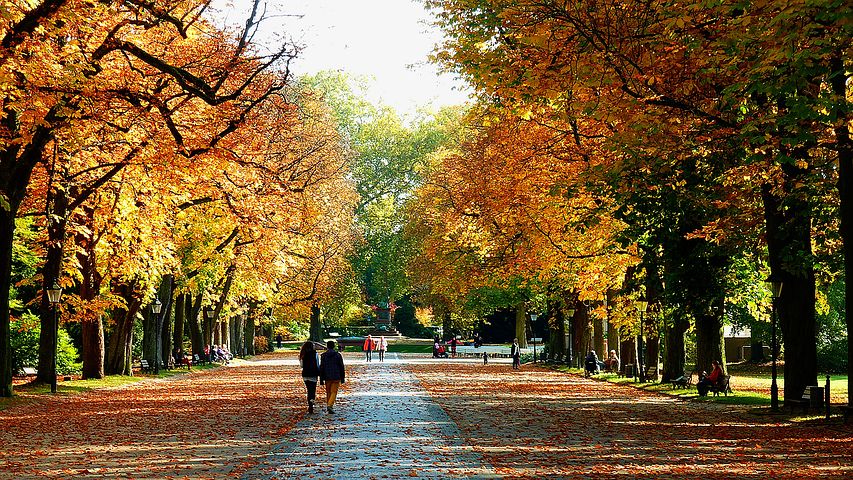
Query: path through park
xmin=1 ymin=352 xmax=851 ymax=479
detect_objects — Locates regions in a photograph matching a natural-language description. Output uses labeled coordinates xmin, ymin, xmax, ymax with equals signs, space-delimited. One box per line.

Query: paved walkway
xmin=244 ymin=354 xmax=500 ymax=479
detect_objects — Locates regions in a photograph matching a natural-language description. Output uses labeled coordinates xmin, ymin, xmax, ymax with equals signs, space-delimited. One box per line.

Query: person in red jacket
xmin=363 ymin=335 xmax=375 ymax=362
xmin=697 ymin=360 xmax=723 ymax=396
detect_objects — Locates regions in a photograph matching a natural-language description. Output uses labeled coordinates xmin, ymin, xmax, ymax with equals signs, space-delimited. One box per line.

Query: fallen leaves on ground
xmin=0 ymin=353 xmax=304 ymax=479
xmin=408 ymin=362 xmax=853 ymax=479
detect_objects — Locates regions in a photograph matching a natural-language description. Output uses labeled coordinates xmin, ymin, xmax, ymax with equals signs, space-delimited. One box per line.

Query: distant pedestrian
xmin=276 ymin=334 xmax=283 ymax=349
xmin=377 ymin=336 xmax=388 ymax=362
xmin=450 ymin=337 xmax=458 ymax=357
xmin=483 ymin=351 xmax=488 ymax=364
xmin=363 ymin=335 xmax=375 ymax=362
xmin=320 ymin=340 xmax=346 ymax=413
xmin=299 ymin=341 xmax=320 ymax=413
xmin=511 ymin=338 xmax=521 ymax=370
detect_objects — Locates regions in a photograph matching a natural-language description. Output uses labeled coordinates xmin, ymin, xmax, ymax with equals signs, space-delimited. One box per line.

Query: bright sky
xmin=215 ymin=0 xmax=471 ymax=115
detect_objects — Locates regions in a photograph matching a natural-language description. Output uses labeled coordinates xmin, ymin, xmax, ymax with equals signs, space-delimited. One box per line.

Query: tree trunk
xmin=620 ymin=334 xmax=636 ymax=369
xmin=78 ymin=206 xmax=104 ymax=379
xmin=106 ymin=281 xmax=142 ymax=375
xmin=829 ymin=51 xmax=852 ymax=408
xmin=142 ymin=305 xmax=156 ymax=369
xmin=549 ymin=298 xmax=566 ymax=360
xmin=187 ymin=292 xmax=204 ymax=358
xmin=37 ymin=180 xmax=68 ymax=384
xmin=593 ymin=307 xmax=605 ymax=358
xmin=173 ymin=293 xmax=186 ymax=354
xmin=662 ymin=314 xmax=689 ymax=382
xmin=245 ymin=314 xmax=255 ymax=355
xmin=763 ymin=177 xmax=817 ymax=402
xmin=695 ymin=311 xmax=725 ymax=374
xmin=0 ymin=209 xmax=16 ymax=397
xmin=309 ymin=303 xmax=322 ymax=342
xmin=515 ymin=303 xmax=527 ymax=348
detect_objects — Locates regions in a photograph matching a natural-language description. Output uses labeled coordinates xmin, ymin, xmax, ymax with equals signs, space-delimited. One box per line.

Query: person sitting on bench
xmin=585 ymin=351 xmax=602 ymax=375
xmin=603 ymin=350 xmax=620 ymax=372
xmin=697 ymin=360 xmax=723 ymax=396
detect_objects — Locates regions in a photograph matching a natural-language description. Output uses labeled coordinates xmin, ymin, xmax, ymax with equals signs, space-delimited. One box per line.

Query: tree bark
xmin=593 ymin=305 xmax=605 ymax=358
xmin=829 ymin=51 xmax=852 ymax=408
xmin=662 ymin=314 xmax=689 ymax=382
xmin=762 ymin=176 xmax=817 ymax=402
xmin=173 ymin=293 xmax=186 ymax=354
xmin=78 ymin=206 xmax=104 ymax=379
xmin=245 ymin=314 xmax=255 ymax=355
xmin=187 ymin=292 xmax=204 ymax=358
xmin=514 ymin=303 xmax=527 ymax=348
xmin=106 ymin=281 xmax=142 ymax=375
xmin=309 ymin=303 xmax=322 ymax=342
xmin=0 ymin=209 xmax=16 ymax=397
xmin=37 ymin=177 xmax=67 ymax=384
xmin=695 ymin=311 xmax=725 ymax=374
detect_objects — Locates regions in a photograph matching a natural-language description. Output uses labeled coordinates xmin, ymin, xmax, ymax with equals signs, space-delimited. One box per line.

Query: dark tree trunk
xmin=593 ymin=306 xmax=605 ymax=358
xmin=514 ymin=303 xmax=527 ymax=348
xmin=37 ymin=179 xmax=68 ymax=384
xmin=662 ymin=314 xmax=689 ymax=382
xmin=106 ymin=281 xmax=142 ymax=375
xmin=309 ymin=303 xmax=322 ymax=342
xmin=173 ymin=293 xmax=186 ymax=354
xmin=78 ymin=206 xmax=104 ymax=379
xmin=0 ymin=209 xmax=16 ymax=397
xmin=694 ymin=311 xmax=725 ymax=374
xmin=245 ymin=314 xmax=255 ymax=355
xmin=550 ymin=297 xmax=566 ymax=361
xmin=763 ymin=176 xmax=817 ymax=402
xmin=829 ymin=51 xmax=853 ymax=408
xmin=187 ymin=292 xmax=204 ymax=358
xmin=142 ymin=306 xmax=156 ymax=370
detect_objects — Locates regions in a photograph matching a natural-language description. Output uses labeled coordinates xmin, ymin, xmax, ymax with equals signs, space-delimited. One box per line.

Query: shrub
xmin=11 ymin=312 xmax=82 ymax=375
xmin=254 ymin=335 xmax=269 ymax=354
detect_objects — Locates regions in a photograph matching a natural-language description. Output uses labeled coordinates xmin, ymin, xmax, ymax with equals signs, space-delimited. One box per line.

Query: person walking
xmin=298 ymin=340 xmax=321 ymax=413
xmin=511 ymin=338 xmax=521 ymax=370
xmin=320 ymin=340 xmax=346 ymax=413
xmin=363 ymin=335 xmax=376 ymax=362
xmin=377 ymin=335 xmax=388 ymax=362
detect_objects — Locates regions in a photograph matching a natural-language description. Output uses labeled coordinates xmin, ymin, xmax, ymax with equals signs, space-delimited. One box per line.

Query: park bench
xmin=193 ymin=354 xmax=207 ymax=365
xmin=140 ymin=359 xmax=151 ymax=373
xmin=670 ymin=371 xmax=694 ymax=389
xmin=708 ymin=375 xmax=732 ymax=396
xmin=21 ymin=367 xmax=38 ymax=377
xmin=787 ymin=386 xmax=824 ymax=413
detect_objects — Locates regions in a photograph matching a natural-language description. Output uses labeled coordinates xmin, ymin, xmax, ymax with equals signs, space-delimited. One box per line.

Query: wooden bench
xmin=670 ymin=372 xmax=694 ymax=389
xmin=787 ymin=386 xmax=823 ymax=413
xmin=708 ymin=375 xmax=732 ymax=396
xmin=140 ymin=359 xmax=151 ymax=373
xmin=21 ymin=367 xmax=38 ymax=377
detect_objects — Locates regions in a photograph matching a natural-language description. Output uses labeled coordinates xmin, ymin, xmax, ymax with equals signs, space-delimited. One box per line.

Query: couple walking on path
xmin=298 ymin=341 xmax=345 ymax=414
xmin=363 ymin=334 xmax=388 ymax=362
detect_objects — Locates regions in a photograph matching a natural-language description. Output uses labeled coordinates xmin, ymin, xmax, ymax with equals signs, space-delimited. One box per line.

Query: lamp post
xmin=205 ymin=309 xmax=214 ymax=361
xmin=637 ymin=299 xmax=648 ymax=382
xmin=530 ymin=313 xmax=539 ymax=363
xmin=46 ymin=282 xmax=62 ymax=393
xmin=565 ymin=307 xmax=575 ymax=366
xmin=151 ymin=298 xmax=163 ymax=374
xmin=765 ymin=276 xmax=783 ymax=412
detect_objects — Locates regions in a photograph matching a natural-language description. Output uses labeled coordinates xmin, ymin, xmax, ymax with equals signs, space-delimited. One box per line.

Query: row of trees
xmin=394 ymin=0 xmax=852 ymax=405
xmin=1 ymin=0 xmax=357 ymax=397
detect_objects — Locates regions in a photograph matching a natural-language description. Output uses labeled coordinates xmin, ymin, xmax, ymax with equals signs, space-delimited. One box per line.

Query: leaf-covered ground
xmin=0 ymin=354 xmax=305 ymax=479
xmin=408 ymin=362 xmax=853 ymax=479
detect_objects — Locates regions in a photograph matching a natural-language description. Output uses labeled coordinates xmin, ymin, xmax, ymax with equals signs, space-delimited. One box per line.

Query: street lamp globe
xmin=764 ymin=276 xmax=783 ymax=299
xmin=205 ymin=309 xmax=214 ymax=319
xmin=636 ymin=300 xmax=649 ymax=313
xmin=152 ymin=298 xmax=163 ymax=314
xmin=47 ymin=283 xmax=62 ymax=304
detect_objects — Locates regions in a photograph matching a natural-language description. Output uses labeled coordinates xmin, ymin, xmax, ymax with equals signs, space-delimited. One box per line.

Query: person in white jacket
xmin=376 ymin=336 xmax=388 ymax=362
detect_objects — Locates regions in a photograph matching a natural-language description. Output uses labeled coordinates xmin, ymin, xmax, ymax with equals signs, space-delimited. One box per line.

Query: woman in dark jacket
xmin=319 ymin=340 xmax=346 ymax=413
xmin=299 ymin=341 xmax=321 ymax=413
